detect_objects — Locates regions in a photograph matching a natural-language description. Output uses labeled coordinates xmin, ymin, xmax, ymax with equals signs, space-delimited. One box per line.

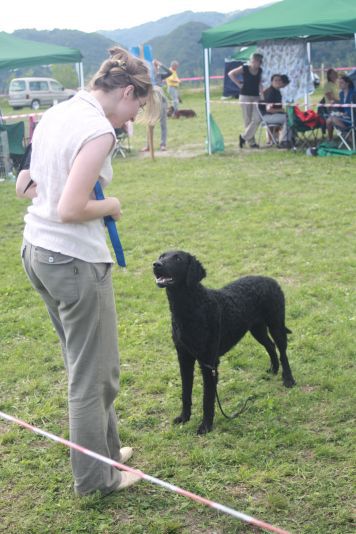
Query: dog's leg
xmin=269 ymin=327 xmax=296 ymax=387
xmin=197 ymin=363 xmax=217 ymax=434
xmin=250 ymin=323 xmax=279 ymax=374
xmin=173 ymin=350 xmax=195 ymax=425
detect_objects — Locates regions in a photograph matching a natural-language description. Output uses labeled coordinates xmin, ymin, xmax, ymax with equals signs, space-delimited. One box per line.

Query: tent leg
xmin=204 ymin=48 xmax=212 ymax=155
xmin=304 ymin=42 xmax=311 ymax=110
xmin=77 ymin=62 xmax=84 ymax=89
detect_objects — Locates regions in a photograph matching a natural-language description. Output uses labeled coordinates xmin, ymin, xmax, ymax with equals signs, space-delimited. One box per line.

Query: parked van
xmin=8 ymin=77 xmax=76 ymax=110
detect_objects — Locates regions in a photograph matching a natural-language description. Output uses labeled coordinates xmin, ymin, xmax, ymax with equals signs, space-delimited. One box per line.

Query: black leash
xmin=200 ymin=300 xmax=256 ymax=421
xmin=208 ymin=366 xmax=256 ymax=420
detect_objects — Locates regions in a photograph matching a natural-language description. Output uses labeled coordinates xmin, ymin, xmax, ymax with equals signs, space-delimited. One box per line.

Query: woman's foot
xmin=160 ymin=144 xmax=167 ymax=151
xmin=115 ymin=471 xmax=141 ymax=491
xmin=120 ymin=447 xmax=133 ymax=463
xmin=239 ymin=134 xmax=246 ymax=148
xmin=140 ymin=146 xmax=149 ymax=152
xmin=249 ymin=143 xmax=260 ymax=149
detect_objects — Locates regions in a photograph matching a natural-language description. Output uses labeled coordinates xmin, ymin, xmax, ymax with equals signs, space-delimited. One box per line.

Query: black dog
xmin=153 ymin=251 xmax=296 ymax=434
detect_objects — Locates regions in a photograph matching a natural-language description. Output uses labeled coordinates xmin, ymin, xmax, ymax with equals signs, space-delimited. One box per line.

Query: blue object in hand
xmin=94 ymin=181 xmax=126 ymax=268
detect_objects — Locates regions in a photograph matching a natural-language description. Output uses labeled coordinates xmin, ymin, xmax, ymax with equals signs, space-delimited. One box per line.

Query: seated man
xmin=260 ymin=74 xmax=292 ymax=148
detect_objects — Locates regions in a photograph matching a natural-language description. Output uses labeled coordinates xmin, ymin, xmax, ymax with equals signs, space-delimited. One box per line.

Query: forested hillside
xmin=99 ymin=11 xmax=227 ymax=48
xmin=13 ymin=29 xmax=118 ymax=75
xmin=147 ymin=22 xmax=233 ymax=77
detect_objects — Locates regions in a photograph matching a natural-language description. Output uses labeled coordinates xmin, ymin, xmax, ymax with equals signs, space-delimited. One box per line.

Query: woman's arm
xmin=228 ymin=65 xmax=243 ymax=87
xmin=16 ymin=169 xmax=37 ymax=200
xmin=325 ymin=91 xmax=338 ymax=103
xmin=57 ymin=133 xmax=120 ymax=224
xmin=259 ymin=82 xmax=264 ymax=98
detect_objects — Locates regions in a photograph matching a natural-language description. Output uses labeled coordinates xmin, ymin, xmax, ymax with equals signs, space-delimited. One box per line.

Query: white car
xmin=8 ymin=77 xmax=76 ymax=110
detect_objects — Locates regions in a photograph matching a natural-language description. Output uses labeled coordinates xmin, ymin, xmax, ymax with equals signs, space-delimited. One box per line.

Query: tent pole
xmin=204 ymin=48 xmax=212 ymax=155
xmin=78 ymin=62 xmax=84 ymax=89
xmin=304 ymin=42 xmax=311 ymax=109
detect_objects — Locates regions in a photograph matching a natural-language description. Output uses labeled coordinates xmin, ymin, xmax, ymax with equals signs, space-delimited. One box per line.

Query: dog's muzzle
xmin=153 ymin=261 xmax=174 ymax=288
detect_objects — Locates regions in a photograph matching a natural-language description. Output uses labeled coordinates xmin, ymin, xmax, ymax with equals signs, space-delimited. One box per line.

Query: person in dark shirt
xmin=260 ymin=74 xmax=291 ymax=147
xmin=228 ymin=52 xmax=264 ymax=148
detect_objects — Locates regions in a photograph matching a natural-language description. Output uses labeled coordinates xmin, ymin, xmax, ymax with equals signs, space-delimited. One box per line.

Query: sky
xmin=3 ymin=0 xmax=276 ymax=33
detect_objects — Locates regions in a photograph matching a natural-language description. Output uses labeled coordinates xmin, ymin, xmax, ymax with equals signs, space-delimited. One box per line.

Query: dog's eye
xmin=174 ymin=255 xmax=182 ymax=262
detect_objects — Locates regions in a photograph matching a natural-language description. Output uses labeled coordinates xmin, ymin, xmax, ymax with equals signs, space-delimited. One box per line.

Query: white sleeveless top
xmin=24 ymin=90 xmax=116 ymax=263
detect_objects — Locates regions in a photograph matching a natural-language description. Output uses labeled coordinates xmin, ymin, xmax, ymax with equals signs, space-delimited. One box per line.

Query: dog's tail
xmin=285 ymin=326 xmax=292 ymax=334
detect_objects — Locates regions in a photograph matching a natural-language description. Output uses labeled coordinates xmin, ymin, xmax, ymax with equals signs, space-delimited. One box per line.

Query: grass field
xmin=0 ymin=87 xmax=355 ymax=533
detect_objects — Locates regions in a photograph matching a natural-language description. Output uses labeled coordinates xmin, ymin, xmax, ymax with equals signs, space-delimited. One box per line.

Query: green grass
xmin=0 ymin=87 xmax=355 ymax=534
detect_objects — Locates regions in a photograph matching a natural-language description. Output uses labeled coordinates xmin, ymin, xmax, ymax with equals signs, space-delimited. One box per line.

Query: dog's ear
xmin=186 ymin=256 xmax=206 ymax=287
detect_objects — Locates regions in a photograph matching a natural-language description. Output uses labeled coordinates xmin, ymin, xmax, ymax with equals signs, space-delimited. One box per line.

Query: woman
xmin=323 ymin=68 xmax=339 ymax=104
xmin=228 ymin=52 xmax=264 ymax=148
xmin=326 ymin=75 xmax=354 ymax=141
xmin=166 ymin=60 xmax=181 ymax=117
xmin=16 ymin=47 xmax=159 ymax=496
xmin=141 ymin=58 xmax=171 ymax=152
xmin=318 ymin=68 xmax=339 ymax=123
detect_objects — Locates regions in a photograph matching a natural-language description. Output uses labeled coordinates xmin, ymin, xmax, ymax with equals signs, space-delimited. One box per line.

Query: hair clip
xmin=115 ymin=59 xmax=127 ymax=69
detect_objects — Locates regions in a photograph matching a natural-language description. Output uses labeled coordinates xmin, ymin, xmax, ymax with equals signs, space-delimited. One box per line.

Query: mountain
xmin=146 ymin=22 xmax=231 ymax=77
xmin=99 ymin=9 xmax=265 ymax=49
xmin=12 ymin=29 xmax=119 ymax=77
xmin=99 ymin=11 xmax=227 ymax=48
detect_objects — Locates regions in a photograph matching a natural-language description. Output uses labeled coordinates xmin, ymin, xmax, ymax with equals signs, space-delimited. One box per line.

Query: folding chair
xmin=287 ymin=106 xmax=324 ymax=151
xmin=257 ymin=106 xmax=281 ymax=146
xmin=112 ymin=126 xmax=131 ymax=158
xmin=335 ymin=124 xmax=356 ymax=151
xmin=334 ymin=96 xmax=356 ymax=151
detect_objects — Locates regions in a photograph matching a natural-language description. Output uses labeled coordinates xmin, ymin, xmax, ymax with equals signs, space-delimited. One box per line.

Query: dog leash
xmin=200 ymin=362 xmax=256 ymax=420
xmin=205 ymin=306 xmax=256 ymax=421
xmin=94 ymin=181 xmax=126 ymax=268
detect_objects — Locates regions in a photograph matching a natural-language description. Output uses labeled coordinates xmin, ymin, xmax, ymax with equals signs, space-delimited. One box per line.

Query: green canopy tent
xmin=0 ymin=32 xmax=84 ymax=87
xmin=201 ymin=0 xmax=356 ymax=153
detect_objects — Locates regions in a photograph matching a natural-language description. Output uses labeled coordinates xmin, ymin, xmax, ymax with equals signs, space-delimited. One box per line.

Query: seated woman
xmin=259 ymin=74 xmax=292 ymax=148
xmin=318 ymin=68 xmax=339 ymax=121
xmin=324 ymin=68 xmax=339 ymax=105
xmin=326 ymin=75 xmax=355 ymax=141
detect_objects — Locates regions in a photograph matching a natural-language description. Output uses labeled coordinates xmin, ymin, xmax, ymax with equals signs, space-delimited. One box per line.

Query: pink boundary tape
xmin=0 ymin=410 xmax=291 ymax=534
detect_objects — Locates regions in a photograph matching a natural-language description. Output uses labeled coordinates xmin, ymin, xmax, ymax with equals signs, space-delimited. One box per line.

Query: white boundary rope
xmin=0 ymin=410 xmax=291 ymax=534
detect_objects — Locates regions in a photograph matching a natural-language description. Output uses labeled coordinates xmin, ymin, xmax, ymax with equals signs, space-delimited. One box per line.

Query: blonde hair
xmin=89 ymin=47 xmax=160 ymax=125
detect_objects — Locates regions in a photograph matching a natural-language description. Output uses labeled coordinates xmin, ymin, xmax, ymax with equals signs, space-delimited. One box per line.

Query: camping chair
xmin=334 ymin=96 xmax=356 ymax=151
xmin=287 ymin=105 xmax=324 ymax=150
xmin=112 ymin=126 xmax=131 ymax=158
xmin=335 ymin=123 xmax=356 ymax=151
xmin=257 ymin=105 xmax=281 ymax=146
xmin=0 ymin=121 xmax=26 ymax=168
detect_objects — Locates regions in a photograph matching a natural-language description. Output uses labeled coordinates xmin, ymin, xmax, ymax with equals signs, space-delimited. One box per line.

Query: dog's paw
xmin=173 ymin=414 xmax=190 ymax=425
xmin=196 ymin=422 xmax=212 ymax=435
xmin=283 ymin=376 xmax=296 ymax=388
xmin=267 ymin=365 xmax=279 ymax=375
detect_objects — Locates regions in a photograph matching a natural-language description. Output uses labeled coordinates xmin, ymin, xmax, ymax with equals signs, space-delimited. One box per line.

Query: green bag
xmin=209 ymin=113 xmax=224 ymax=153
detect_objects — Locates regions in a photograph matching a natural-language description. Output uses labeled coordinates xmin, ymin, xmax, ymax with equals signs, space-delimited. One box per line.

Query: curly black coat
xmin=153 ymin=250 xmax=296 ymax=434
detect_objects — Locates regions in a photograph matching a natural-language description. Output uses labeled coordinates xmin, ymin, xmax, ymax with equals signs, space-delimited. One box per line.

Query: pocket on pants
xmin=89 ymin=262 xmax=112 ymax=284
xmin=33 ymin=247 xmax=79 ymax=305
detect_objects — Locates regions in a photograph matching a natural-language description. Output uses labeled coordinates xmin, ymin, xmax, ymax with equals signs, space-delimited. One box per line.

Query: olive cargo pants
xmin=22 ymin=240 xmax=122 ymax=495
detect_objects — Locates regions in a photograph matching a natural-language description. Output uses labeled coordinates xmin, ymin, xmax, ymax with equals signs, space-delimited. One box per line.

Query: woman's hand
xmin=16 ymin=169 xmax=37 ymax=200
xmin=107 ymin=197 xmax=121 ymax=220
